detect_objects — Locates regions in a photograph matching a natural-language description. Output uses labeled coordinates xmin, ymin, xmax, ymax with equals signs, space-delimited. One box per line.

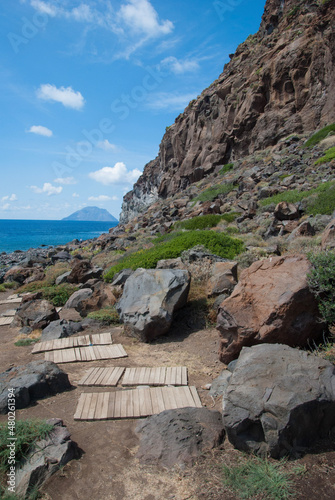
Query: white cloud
xmin=88 ymin=195 xmax=112 ymax=202
xmin=28 ymin=125 xmax=53 ymax=137
xmin=89 ymin=162 xmax=141 ymax=185
xmin=0 ymin=203 xmax=10 ymax=210
xmin=2 ymin=194 xmax=17 ymax=202
xmin=36 ymin=84 xmax=85 ymax=110
xmin=119 ymin=0 xmax=173 ymax=37
xmin=72 ymin=193 xmax=80 ymax=198
xmin=159 ymin=56 xmax=199 ymax=74
xmin=30 ymin=183 xmax=63 ymax=196
xmin=54 ymin=177 xmax=76 ymax=185
xmin=97 ymin=140 xmax=116 ymax=151
xmin=147 ymin=92 xmax=197 ymax=111
xmin=30 ymin=0 xmax=57 ymax=16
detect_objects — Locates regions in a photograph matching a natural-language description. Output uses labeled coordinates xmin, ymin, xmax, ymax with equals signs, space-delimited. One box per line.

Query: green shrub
xmin=304 ymin=123 xmax=335 ymax=148
xmin=19 ymin=283 xmax=77 ymax=307
xmin=307 ymin=251 xmax=335 ymax=326
xmin=222 ymin=456 xmax=305 ymax=499
xmin=87 ymin=307 xmax=120 ymax=325
xmin=315 ymin=146 xmax=335 ymax=166
xmin=175 ymin=214 xmax=225 ymax=230
xmin=104 ymin=230 xmax=244 ymax=282
xmin=0 ymin=283 xmax=16 ymax=293
xmin=193 ymin=183 xmax=236 ymax=203
xmin=14 ymin=338 xmax=39 ymax=347
xmin=219 ymin=163 xmax=234 ymax=175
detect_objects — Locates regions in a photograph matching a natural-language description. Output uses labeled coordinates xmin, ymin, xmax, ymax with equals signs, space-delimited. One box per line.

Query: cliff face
xmin=120 ymin=0 xmax=335 ymax=224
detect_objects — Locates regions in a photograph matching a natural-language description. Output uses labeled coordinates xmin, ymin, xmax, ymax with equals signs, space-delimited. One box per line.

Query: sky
xmin=0 ymin=0 xmax=266 ymax=220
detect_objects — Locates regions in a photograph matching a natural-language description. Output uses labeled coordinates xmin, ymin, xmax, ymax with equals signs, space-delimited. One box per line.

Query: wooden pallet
xmin=0 ymin=317 xmax=13 ymax=326
xmin=78 ymin=367 xmax=125 ymax=386
xmin=32 ymin=333 xmax=113 ymax=354
xmin=2 ymin=309 xmax=16 ymax=317
xmin=45 ymin=344 xmax=127 ymax=363
xmin=74 ymin=386 xmax=202 ymax=420
xmin=122 ymin=366 xmax=187 ymax=386
xmin=0 ymin=299 xmax=22 ymax=305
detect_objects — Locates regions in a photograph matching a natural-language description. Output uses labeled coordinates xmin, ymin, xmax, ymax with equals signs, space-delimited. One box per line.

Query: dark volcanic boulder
xmin=0 ymin=361 xmax=71 ymax=414
xmin=41 ymin=319 xmax=83 ymax=341
xmin=222 ymin=344 xmax=335 ymax=458
xmin=67 ymin=259 xmax=103 ymax=284
xmin=16 ymin=418 xmax=80 ymax=497
xmin=64 ymin=289 xmax=93 ymax=314
xmin=217 ymin=255 xmax=324 ymax=363
xmin=117 ymin=268 xmax=190 ymax=341
xmin=13 ymin=299 xmax=59 ymax=330
xmin=136 ymin=407 xmax=225 ymax=468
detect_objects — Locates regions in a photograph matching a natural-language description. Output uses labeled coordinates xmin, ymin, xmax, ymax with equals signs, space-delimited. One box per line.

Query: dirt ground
xmin=1 ymin=291 xmax=335 ymax=500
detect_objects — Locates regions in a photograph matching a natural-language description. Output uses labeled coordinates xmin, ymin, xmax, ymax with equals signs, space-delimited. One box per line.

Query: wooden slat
xmin=108 ymin=392 xmax=116 ymax=419
xmin=113 ymin=392 xmax=122 ymax=419
xmin=87 ymin=393 xmax=99 ymax=420
xmin=91 ymin=332 xmax=113 ymax=345
xmin=132 ymin=388 xmax=140 ymax=417
xmin=100 ymin=392 xmax=110 ymax=420
xmin=80 ymin=393 xmax=93 ymax=420
xmin=178 ymin=386 xmax=197 ymax=407
xmin=0 ymin=317 xmax=14 ymax=326
xmin=189 ymin=386 xmax=202 ymax=407
xmin=78 ymin=368 xmax=95 ymax=386
xmin=74 ymin=393 xmax=87 ymax=420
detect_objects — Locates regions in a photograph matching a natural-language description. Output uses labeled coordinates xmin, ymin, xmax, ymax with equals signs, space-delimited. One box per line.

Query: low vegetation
xmin=0 ymin=283 xmax=16 ymax=293
xmin=219 ymin=163 xmax=234 ymax=175
xmin=260 ymin=180 xmax=335 ymax=215
xmin=222 ymin=455 xmax=305 ymax=499
xmin=315 ymin=146 xmax=335 ymax=166
xmin=14 ymin=338 xmax=39 ymax=347
xmin=18 ymin=283 xmax=77 ymax=307
xmin=104 ymin=230 xmax=244 ymax=282
xmin=303 ymin=123 xmax=335 ymax=148
xmin=175 ymin=213 xmax=237 ymax=230
xmin=193 ymin=182 xmax=236 ymax=203
xmin=87 ymin=307 xmax=120 ymax=325
xmin=0 ymin=420 xmax=54 ymax=499
xmin=307 ymin=251 xmax=335 ymax=326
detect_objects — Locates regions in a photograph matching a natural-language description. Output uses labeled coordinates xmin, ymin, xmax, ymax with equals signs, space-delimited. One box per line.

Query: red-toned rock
xmin=207 ymin=261 xmax=238 ymax=298
xmin=274 ymin=201 xmax=300 ymax=221
xmin=217 ymin=255 xmax=324 ymax=363
xmin=321 ymin=218 xmax=335 ymax=250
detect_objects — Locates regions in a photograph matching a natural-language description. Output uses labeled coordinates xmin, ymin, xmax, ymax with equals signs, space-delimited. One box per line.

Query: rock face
xmin=117 ymin=268 xmax=190 ymax=341
xmin=136 ymin=408 xmax=225 ymax=468
xmin=222 ymin=344 xmax=335 ymax=458
xmin=0 ymin=361 xmax=71 ymax=414
xmin=16 ymin=418 xmax=80 ymax=497
xmin=217 ymin=255 xmax=324 ymax=363
xmin=13 ymin=299 xmax=59 ymax=330
xmin=120 ymin=0 xmax=335 ymax=223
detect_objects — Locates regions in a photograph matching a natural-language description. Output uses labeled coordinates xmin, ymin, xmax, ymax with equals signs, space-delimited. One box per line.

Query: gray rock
xmin=156 ymin=258 xmax=184 ymax=270
xmin=12 ymin=299 xmax=59 ymax=330
xmin=274 ymin=201 xmax=300 ymax=221
xmin=41 ymin=319 xmax=83 ymax=341
xmin=15 ymin=418 xmax=80 ymax=497
xmin=0 ymin=361 xmax=71 ymax=414
xmin=64 ymin=288 xmax=93 ymax=313
xmin=117 ymin=268 xmax=190 ymax=342
xmin=111 ymin=268 xmax=134 ymax=286
xmin=51 ymin=251 xmax=72 ymax=263
xmin=222 ymin=344 xmax=335 ymax=458
xmin=136 ymin=407 xmax=225 ymax=468
xmin=181 ymin=245 xmax=226 ymax=264
xmin=209 ymin=370 xmax=231 ymax=398
xmin=55 ymin=271 xmax=71 ymax=285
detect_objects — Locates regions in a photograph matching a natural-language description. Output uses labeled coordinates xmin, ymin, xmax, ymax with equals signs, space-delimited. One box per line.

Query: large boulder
xmin=322 ymin=218 xmax=335 ymax=250
xmin=64 ymin=288 xmax=93 ymax=314
xmin=0 ymin=361 xmax=71 ymax=414
xmin=117 ymin=268 xmax=190 ymax=341
xmin=217 ymin=255 xmax=324 ymax=363
xmin=67 ymin=259 xmax=103 ymax=284
xmin=12 ymin=299 xmax=59 ymax=330
xmin=274 ymin=201 xmax=300 ymax=221
xmin=15 ymin=418 xmax=80 ymax=497
xmin=222 ymin=344 xmax=335 ymax=458
xmin=41 ymin=319 xmax=83 ymax=341
xmin=136 ymin=408 xmax=225 ymax=468
xmin=207 ymin=261 xmax=238 ymax=297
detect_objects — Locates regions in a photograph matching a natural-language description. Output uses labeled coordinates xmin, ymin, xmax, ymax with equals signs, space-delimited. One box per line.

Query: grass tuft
xmin=304 ymin=123 xmax=335 ymax=148
xmin=314 ymin=146 xmax=335 ymax=166
xmin=87 ymin=307 xmax=120 ymax=325
xmin=175 ymin=213 xmax=237 ymax=231
xmin=193 ymin=183 xmax=236 ymax=203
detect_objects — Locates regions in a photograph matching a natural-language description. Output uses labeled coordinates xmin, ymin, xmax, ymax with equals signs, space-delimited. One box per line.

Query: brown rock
xmin=274 ymin=201 xmax=300 ymax=221
xmin=217 ymin=255 xmax=324 ymax=364
xmin=207 ymin=261 xmax=238 ymax=298
xmin=321 ymin=218 xmax=335 ymax=250
xmin=13 ymin=300 xmax=59 ymax=330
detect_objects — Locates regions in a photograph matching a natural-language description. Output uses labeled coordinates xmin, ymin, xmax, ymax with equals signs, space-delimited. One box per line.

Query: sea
xmin=0 ymin=220 xmax=118 ymax=254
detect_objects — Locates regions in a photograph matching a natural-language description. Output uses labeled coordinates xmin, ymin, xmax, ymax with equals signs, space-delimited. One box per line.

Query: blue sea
xmin=0 ymin=220 xmax=118 ymax=254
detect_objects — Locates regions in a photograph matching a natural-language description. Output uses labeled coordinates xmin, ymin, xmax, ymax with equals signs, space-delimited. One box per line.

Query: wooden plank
xmin=99 ymin=368 xmax=115 ymax=386
xmin=80 ymin=393 xmax=93 ymax=420
xmin=113 ymin=391 xmax=122 ymax=419
xmin=132 ymin=388 xmax=140 ymax=418
xmin=150 ymin=387 xmax=165 ymax=414
xmin=87 ymin=393 xmax=99 ymax=420
xmin=181 ymin=366 xmax=188 ymax=386
xmin=74 ymin=393 xmax=87 ymax=420
xmin=88 ymin=368 xmax=103 ymax=386
xmin=178 ymin=386 xmax=197 ymax=408
xmin=0 ymin=317 xmax=13 ymax=326
xmin=120 ymin=390 xmax=130 ymax=418
xmin=91 ymin=332 xmax=112 ymax=345
xmin=100 ymin=392 xmax=110 ymax=420
xmin=108 ymin=392 xmax=116 ymax=419
xmin=163 ymin=386 xmax=178 ymax=411
xmin=189 ymin=386 xmax=202 ymax=408
xmin=173 ymin=386 xmax=187 ymax=409
xmin=78 ymin=368 xmax=95 ymax=386
xmin=94 ymin=392 xmax=105 ymax=420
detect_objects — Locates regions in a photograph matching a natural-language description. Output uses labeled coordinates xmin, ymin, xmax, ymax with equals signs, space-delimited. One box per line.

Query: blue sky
xmin=0 ymin=0 xmax=265 ymax=220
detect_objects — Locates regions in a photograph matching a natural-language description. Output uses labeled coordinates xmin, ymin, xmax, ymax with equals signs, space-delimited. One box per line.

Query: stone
xmin=207 ymin=261 xmax=238 ymax=297
xmin=67 ymin=259 xmax=103 ymax=284
xmin=209 ymin=370 xmax=231 ymax=398
xmin=222 ymin=344 xmax=335 ymax=458
xmin=64 ymin=288 xmax=93 ymax=314
xmin=15 ymin=418 xmax=80 ymax=497
xmin=0 ymin=361 xmax=71 ymax=414
xmin=117 ymin=268 xmax=190 ymax=342
xmin=12 ymin=299 xmax=59 ymax=330
xmin=321 ymin=218 xmax=335 ymax=250
xmin=156 ymin=258 xmax=184 ymax=270
xmin=136 ymin=408 xmax=225 ymax=468
xmin=287 ymin=220 xmax=315 ymax=240
xmin=41 ymin=319 xmax=83 ymax=341
xmin=217 ymin=255 xmax=324 ymax=364
xmin=51 ymin=251 xmax=72 ymax=263
xmin=55 ymin=271 xmax=71 ymax=285
xmin=181 ymin=245 xmax=227 ymax=264
xmin=274 ymin=201 xmax=300 ymax=221
xmin=78 ymin=283 xmax=117 ymax=316
xmin=111 ymin=268 xmax=134 ymax=286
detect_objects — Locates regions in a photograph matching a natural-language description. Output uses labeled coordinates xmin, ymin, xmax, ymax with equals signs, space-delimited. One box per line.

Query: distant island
xmin=62 ymin=206 xmax=118 ymax=222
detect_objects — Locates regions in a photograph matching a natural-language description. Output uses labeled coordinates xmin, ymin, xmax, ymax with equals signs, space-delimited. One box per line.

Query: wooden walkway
xmin=0 ymin=317 xmax=13 ymax=326
xmin=0 ymin=294 xmax=22 ymax=305
xmin=74 ymin=386 xmax=202 ymax=420
xmin=45 ymin=344 xmax=127 ymax=363
xmin=32 ymin=333 xmax=113 ymax=353
xmin=122 ymin=366 xmax=187 ymax=386
xmin=79 ymin=367 xmax=125 ymax=386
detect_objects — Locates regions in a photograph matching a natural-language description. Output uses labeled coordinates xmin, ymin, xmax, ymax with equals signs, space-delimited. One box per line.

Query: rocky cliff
xmin=120 ymin=0 xmax=335 ymax=223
